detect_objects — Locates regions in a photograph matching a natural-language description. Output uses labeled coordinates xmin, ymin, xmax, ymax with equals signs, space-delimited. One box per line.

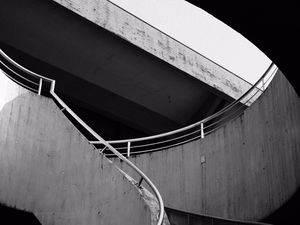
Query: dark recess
xmin=185 ymin=1 xmax=300 ymax=95
xmin=0 ymin=204 xmax=41 ymax=225
xmin=183 ymin=2 xmax=300 ymax=223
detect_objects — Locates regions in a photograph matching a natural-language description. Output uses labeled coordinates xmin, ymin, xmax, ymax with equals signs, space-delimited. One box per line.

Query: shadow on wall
xmin=164 ymin=189 xmax=300 ymax=225
xmin=0 ymin=204 xmax=41 ymax=225
xmin=261 ymin=187 xmax=300 ymax=225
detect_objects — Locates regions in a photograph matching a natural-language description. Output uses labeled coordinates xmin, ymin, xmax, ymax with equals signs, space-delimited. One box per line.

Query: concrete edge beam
xmin=52 ymin=0 xmax=252 ymax=100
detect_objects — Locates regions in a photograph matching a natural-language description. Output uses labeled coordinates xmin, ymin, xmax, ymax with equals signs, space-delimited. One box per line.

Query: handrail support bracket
xmin=200 ymin=123 xmax=205 ymax=139
xmin=138 ymin=177 xmax=144 ymax=188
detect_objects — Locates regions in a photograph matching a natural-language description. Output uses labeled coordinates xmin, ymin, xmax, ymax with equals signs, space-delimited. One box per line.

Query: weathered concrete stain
xmin=118 ymin=169 xmax=170 ymax=225
xmin=52 ymin=0 xmax=252 ymax=100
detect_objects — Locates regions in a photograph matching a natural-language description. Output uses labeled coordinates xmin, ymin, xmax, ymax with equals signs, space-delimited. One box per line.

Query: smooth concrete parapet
xmin=0 ymin=80 xmax=160 ymax=225
xmin=113 ymin=70 xmax=300 ymax=221
xmin=52 ymin=0 xmax=251 ymax=100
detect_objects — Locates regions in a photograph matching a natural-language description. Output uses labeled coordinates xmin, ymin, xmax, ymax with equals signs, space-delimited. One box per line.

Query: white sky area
xmin=110 ymin=0 xmax=272 ymax=84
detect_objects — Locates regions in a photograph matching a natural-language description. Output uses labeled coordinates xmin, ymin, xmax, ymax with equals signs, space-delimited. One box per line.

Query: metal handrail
xmin=0 ymin=60 xmax=39 ymax=85
xmin=111 ymin=128 xmax=202 ymax=151
xmin=100 ymin=63 xmax=277 ymax=155
xmin=0 ymin=48 xmax=165 ymax=225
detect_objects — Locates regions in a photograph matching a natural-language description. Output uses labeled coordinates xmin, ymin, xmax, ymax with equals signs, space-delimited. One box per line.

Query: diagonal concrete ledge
xmin=52 ymin=0 xmax=252 ymax=100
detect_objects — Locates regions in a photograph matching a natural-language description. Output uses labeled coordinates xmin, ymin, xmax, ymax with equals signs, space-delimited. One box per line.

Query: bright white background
xmin=110 ymin=0 xmax=271 ymax=84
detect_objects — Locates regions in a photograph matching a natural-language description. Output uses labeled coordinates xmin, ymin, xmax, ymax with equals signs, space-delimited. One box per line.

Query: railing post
xmin=50 ymin=80 xmax=55 ymax=93
xmin=127 ymin=141 xmax=131 ymax=157
xmin=99 ymin=146 xmax=107 ymax=154
xmin=200 ymin=123 xmax=204 ymax=138
xmin=138 ymin=177 xmax=144 ymax=187
xmin=38 ymin=78 xmax=43 ymax=95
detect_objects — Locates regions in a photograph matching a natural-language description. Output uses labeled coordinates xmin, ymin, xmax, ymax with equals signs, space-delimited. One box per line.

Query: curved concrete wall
xmin=114 ymin=70 xmax=300 ymax=221
xmin=0 ymin=73 xmax=158 ymax=225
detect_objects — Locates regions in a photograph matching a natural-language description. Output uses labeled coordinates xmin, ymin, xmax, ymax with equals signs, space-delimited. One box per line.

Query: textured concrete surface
xmin=119 ymin=170 xmax=170 ymax=225
xmin=113 ymin=70 xmax=300 ymax=221
xmin=0 ymin=76 xmax=159 ymax=225
xmin=52 ymin=0 xmax=252 ymax=101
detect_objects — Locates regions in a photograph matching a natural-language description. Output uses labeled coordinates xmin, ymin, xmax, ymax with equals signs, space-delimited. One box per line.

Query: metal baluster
xmin=38 ymin=78 xmax=43 ymax=95
xmin=200 ymin=123 xmax=204 ymax=138
xmin=127 ymin=141 xmax=131 ymax=157
xmin=138 ymin=177 xmax=144 ymax=187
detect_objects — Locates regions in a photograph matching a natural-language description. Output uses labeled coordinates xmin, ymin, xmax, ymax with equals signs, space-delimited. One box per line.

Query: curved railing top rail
xmin=0 ymin=48 xmax=165 ymax=225
xmin=106 ymin=62 xmax=277 ymax=145
xmin=1 ymin=50 xmax=52 ymax=82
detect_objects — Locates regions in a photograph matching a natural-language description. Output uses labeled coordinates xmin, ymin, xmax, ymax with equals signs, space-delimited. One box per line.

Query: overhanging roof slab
xmin=52 ymin=0 xmax=252 ymax=100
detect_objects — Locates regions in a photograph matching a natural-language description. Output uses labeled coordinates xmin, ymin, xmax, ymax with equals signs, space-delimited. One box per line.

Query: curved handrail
xmin=110 ymin=63 xmax=274 ymax=144
xmin=0 ymin=48 xmax=165 ymax=225
xmin=99 ymin=62 xmax=277 ymax=156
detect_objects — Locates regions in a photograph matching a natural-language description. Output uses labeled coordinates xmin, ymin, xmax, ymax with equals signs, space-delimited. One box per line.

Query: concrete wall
xmin=0 ymin=73 xmax=159 ymax=225
xmin=0 ymin=70 xmax=29 ymax=111
xmin=52 ymin=0 xmax=251 ymax=101
xmin=113 ymin=70 xmax=300 ymax=221
xmin=165 ymin=207 xmax=269 ymax=225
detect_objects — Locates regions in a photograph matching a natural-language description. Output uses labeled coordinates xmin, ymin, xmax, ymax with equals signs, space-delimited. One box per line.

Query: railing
xmin=0 ymin=48 xmax=165 ymax=225
xmin=91 ymin=63 xmax=277 ymax=157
